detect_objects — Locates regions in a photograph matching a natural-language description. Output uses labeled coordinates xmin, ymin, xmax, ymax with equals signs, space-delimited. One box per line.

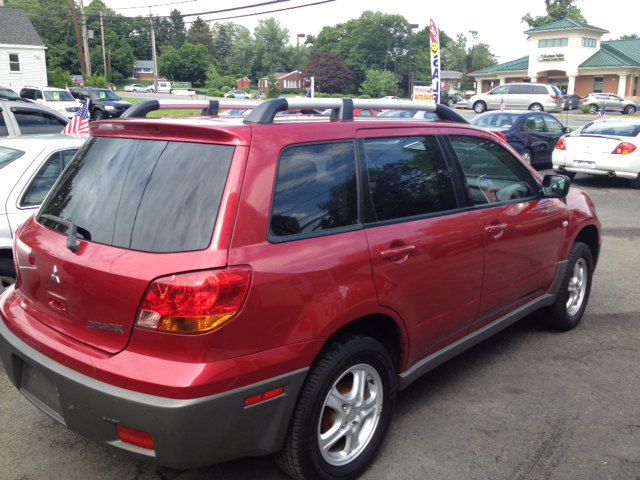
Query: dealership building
xmin=472 ymin=19 xmax=640 ymax=100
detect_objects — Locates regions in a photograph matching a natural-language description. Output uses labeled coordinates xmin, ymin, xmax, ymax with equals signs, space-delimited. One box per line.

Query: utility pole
xmin=70 ymin=0 xmax=86 ymax=75
xmin=108 ymin=49 xmax=111 ymax=80
xmin=100 ymin=13 xmax=107 ymax=79
xmin=407 ymin=23 xmax=419 ymax=98
xmin=228 ymin=44 xmax=233 ymax=88
xmin=297 ymin=33 xmax=305 ymax=94
xmin=79 ymin=0 xmax=91 ymax=76
xmin=150 ymin=15 xmax=158 ymax=93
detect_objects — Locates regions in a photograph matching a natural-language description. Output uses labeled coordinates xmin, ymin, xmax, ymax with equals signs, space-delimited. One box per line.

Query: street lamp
xmin=407 ymin=24 xmax=419 ymax=98
xmin=297 ymin=33 xmax=305 ymax=94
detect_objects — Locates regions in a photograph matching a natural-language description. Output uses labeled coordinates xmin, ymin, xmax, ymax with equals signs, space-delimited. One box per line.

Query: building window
xmin=284 ymin=80 xmax=300 ymax=89
xmin=9 ymin=54 xmax=20 ymax=72
xmin=633 ymin=76 xmax=638 ymax=96
xmin=594 ymin=76 xmax=604 ymax=93
xmin=581 ymin=38 xmax=597 ymax=48
xmin=538 ymin=38 xmax=568 ymax=48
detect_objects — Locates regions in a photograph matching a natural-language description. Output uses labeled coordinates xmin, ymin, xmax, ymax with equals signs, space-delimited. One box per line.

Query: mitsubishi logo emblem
xmin=50 ymin=266 xmax=60 ymax=284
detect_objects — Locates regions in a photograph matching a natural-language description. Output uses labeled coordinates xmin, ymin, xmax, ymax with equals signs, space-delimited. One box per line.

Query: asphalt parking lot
xmin=1 ymin=139 xmax=639 ymax=480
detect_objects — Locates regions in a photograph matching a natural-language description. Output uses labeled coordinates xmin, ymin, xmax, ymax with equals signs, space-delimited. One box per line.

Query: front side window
xmin=21 ymin=149 xmax=78 ymax=206
xmin=9 ymin=54 xmax=20 ymax=72
xmin=270 ymin=141 xmax=358 ymax=238
xmin=490 ymin=85 xmax=510 ymax=95
xmin=522 ymin=114 xmax=546 ymax=133
xmin=11 ymin=108 xmax=67 ymax=134
xmin=542 ymin=113 xmax=564 ymax=133
xmin=449 ymin=136 xmax=538 ymax=206
xmin=511 ymin=85 xmax=532 ymax=95
xmin=362 ymin=136 xmax=458 ymax=222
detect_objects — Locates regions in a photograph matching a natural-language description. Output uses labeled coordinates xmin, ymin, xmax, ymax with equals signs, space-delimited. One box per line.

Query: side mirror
xmin=563 ymin=126 xmax=572 ymax=133
xmin=542 ymin=174 xmax=571 ymax=198
xmin=35 ymin=98 xmax=44 ymax=104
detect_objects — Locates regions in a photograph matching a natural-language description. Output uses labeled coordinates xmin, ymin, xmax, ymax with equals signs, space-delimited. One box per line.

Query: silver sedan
xmin=124 ymin=84 xmax=152 ymax=93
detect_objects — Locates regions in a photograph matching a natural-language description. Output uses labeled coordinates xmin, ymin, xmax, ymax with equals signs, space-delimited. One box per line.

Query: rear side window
xmin=21 ymin=149 xmax=78 ymax=206
xmin=449 ymin=136 xmax=538 ymax=205
xmin=270 ymin=141 xmax=358 ymax=238
xmin=11 ymin=108 xmax=67 ymax=134
xmin=0 ymin=146 xmax=24 ymax=169
xmin=38 ymin=137 xmax=234 ymax=253
xmin=511 ymin=85 xmax=532 ymax=94
xmin=362 ymin=136 xmax=458 ymax=221
xmin=532 ymin=85 xmax=548 ymax=95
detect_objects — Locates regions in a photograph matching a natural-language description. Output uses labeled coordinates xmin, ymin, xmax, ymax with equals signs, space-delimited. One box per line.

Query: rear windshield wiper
xmin=40 ymin=214 xmax=91 ymax=252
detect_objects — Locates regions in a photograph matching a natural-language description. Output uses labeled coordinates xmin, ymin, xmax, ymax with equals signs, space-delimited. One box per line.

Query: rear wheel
xmin=589 ymin=104 xmax=598 ymax=114
xmin=520 ymin=149 xmax=533 ymax=164
xmin=564 ymin=171 xmax=577 ymax=180
xmin=630 ymin=173 xmax=640 ymax=189
xmin=0 ymin=258 xmax=16 ymax=292
xmin=540 ymin=242 xmax=593 ymax=331
xmin=275 ymin=335 xmax=396 ymax=480
xmin=473 ymin=101 xmax=486 ymax=113
xmin=529 ymin=103 xmax=543 ymax=112
xmin=623 ymin=105 xmax=636 ymax=114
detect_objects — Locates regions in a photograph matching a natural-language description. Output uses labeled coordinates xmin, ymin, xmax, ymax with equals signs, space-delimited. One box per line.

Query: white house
xmin=0 ymin=7 xmax=48 ymax=89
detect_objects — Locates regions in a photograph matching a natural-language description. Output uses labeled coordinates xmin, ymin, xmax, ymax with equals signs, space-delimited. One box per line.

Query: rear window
xmin=582 ymin=122 xmax=640 ymax=137
xmin=37 ymin=137 xmax=234 ymax=253
xmin=0 ymin=146 xmax=24 ymax=169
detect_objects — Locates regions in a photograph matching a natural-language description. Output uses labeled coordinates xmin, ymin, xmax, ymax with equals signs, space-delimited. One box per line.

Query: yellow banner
xmin=413 ymin=86 xmax=435 ymax=103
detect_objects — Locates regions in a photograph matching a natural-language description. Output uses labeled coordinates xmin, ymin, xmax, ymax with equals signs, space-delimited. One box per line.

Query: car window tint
xmin=511 ymin=85 xmax=532 ymax=94
xmin=522 ymin=114 xmax=546 ymax=133
xmin=491 ymin=85 xmax=510 ymax=95
xmin=357 ymin=110 xmax=373 ymax=116
xmin=0 ymin=110 xmax=8 ymax=137
xmin=542 ymin=114 xmax=564 ymax=133
xmin=449 ymin=135 xmax=538 ymax=206
xmin=0 ymin=146 xmax=24 ymax=169
xmin=11 ymin=109 xmax=67 ymax=134
xmin=38 ymin=137 xmax=234 ymax=253
xmin=21 ymin=150 xmax=77 ymax=206
xmin=532 ymin=85 xmax=548 ymax=95
xmin=472 ymin=113 xmax=520 ymax=128
xmin=270 ymin=141 xmax=358 ymax=238
xmin=582 ymin=122 xmax=640 ymax=137
xmin=362 ymin=136 xmax=457 ymax=221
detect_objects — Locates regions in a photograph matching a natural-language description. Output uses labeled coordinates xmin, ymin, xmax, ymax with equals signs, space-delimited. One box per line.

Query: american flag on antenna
xmin=306 ymin=88 xmax=311 ymax=98
xmin=65 ymin=83 xmax=71 ymax=93
xmin=500 ymin=97 xmax=505 ymax=111
xmin=594 ymin=104 xmax=606 ymax=120
xmin=61 ymin=101 xmax=90 ymax=136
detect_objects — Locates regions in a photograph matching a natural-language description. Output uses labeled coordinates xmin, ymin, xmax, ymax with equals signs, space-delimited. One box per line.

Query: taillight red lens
xmin=581 ymin=98 xmax=588 ymax=103
xmin=491 ymin=130 xmax=508 ymax=142
xmin=555 ymin=138 xmax=567 ymax=150
xmin=116 ymin=424 xmax=154 ymax=450
xmin=550 ymin=94 xmax=559 ymax=100
xmin=135 ymin=267 xmax=252 ymax=334
xmin=611 ymin=142 xmax=637 ymax=155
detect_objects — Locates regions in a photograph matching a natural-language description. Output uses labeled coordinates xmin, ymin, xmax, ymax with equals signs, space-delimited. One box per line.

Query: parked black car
xmin=563 ymin=95 xmax=583 ymax=110
xmin=471 ymin=110 xmax=570 ymax=166
xmin=69 ymin=87 xmax=131 ymax=120
xmin=440 ymin=91 xmax=458 ymax=107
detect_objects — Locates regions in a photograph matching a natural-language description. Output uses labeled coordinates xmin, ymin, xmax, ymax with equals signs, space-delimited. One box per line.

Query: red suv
xmin=0 ymin=98 xmax=601 ymax=480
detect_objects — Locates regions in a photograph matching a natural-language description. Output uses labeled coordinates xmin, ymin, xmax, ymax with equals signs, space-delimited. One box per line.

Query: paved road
xmin=1 ymin=135 xmax=639 ymax=480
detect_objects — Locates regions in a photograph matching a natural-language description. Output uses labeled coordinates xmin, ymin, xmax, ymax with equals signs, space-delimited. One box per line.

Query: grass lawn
xmin=121 ymin=96 xmax=205 ymax=117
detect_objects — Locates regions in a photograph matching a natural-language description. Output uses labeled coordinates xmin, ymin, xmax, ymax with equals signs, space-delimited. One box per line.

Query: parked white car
xmin=552 ymin=118 xmax=640 ymax=188
xmin=124 ymin=84 xmax=153 ymax=93
xmin=19 ymin=86 xmax=82 ymax=119
xmin=224 ymin=90 xmax=253 ymax=99
xmin=0 ymin=134 xmax=87 ymax=288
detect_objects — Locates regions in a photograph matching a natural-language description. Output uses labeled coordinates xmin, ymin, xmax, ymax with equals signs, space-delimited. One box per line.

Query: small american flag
xmin=306 ymin=88 xmax=311 ymax=98
xmin=500 ymin=97 xmax=505 ymax=111
xmin=594 ymin=104 xmax=606 ymax=120
xmin=61 ymin=101 xmax=90 ymax=136
xmin=65 ymin=83 xmax=71 ymax=93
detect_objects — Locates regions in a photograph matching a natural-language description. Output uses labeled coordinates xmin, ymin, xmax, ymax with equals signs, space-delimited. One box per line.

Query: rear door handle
xmin=484 ymin=223 xmax=508 ymax=235
xmin=381 ymin=245 xmax=415 ymax=262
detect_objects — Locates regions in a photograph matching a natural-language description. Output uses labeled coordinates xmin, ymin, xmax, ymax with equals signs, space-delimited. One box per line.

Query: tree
xmin=253 ymin=18 xmax=291 ymax=79
xmin=441 ymin=34 xmax=467 ymax=72
xmin=205 ymin=60 xmax=228 ymax=91
xmin=158 ymin=43 xmax=214 ymax=86
xmin=213 ymin=23 xmax=233 ymax=70
xmin=266 ymin=73 xmax=280 ymax=98
xmin=187 ymin=17 xmax=217 ymax=57
xmin=620 ymin=34 xmax=639 ymax=39
xmin=47 ymin=67 xmax=72 ymax=88
xmin=302 ymin=52 xmax=353 ymax=94
xmin=522 ymin=0 xmax=586 ymax=28
xmin=168 ymin=9 xmax=187 ymax=48
xmin=359 ymin=70 xmax=398 ymax=98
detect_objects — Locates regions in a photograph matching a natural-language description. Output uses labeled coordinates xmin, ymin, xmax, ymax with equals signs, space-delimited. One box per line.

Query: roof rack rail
xmin=120 ymin=99 xmax=262 ymax=118
xmin=242 ymin=98 xmax=469 ymax=125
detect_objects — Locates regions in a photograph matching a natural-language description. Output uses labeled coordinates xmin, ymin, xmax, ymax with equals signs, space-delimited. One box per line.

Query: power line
xmin=111 ymin=0 xmax=198 ymax=10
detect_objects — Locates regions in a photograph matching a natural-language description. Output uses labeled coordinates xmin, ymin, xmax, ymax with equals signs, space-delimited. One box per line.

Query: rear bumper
xmin=0 ymin=305 xmax=308 ymax=469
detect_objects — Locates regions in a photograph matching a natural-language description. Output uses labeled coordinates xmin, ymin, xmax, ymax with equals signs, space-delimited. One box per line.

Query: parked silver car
xmin=224 ymin=90 xmax=253 ymax=99
xmin=580 ymin=93 xmax=640 ymax=114
xmin=124 ymin=84 xmax=153 ymax=93
xmin=0 ymin=97 xmax=68 ymax=136
xmin=0 ymin=134 xmax=86 ymax=288
xmin=467 ymin=83 xmax=563 ymax=113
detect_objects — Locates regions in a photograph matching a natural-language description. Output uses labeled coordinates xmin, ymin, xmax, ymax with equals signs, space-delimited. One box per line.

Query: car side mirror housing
xmin=542 ymin=174 xmax=571 ymax=198
xmin=563 ymin=126 xmax=572 ymax=133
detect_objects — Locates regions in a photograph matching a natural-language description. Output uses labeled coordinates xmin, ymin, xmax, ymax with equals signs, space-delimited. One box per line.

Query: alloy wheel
xmin=566 ymin=258 xmax=587 ymax=316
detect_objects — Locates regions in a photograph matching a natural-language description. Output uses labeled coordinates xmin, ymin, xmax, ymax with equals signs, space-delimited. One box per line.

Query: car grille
xmin=66 ymin=107 xmax=80 ymax=112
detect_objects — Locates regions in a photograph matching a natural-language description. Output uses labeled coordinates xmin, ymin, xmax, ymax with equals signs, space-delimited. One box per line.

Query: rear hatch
xmin=565 ymin=121 xmax=640 ymax=161
xmin=16 ymin=136 xmax=235 ymax=353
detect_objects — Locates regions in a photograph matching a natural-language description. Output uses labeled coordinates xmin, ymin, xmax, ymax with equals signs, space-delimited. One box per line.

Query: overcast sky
xmin=105 ymin=0 xmax=638 ymax=65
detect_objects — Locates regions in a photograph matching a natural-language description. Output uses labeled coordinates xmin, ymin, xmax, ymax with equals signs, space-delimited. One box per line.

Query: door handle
xmin=381 ymin=245 xmax=415 ymax=260
xmin=484 ymin=223 xmax=508 ymax=235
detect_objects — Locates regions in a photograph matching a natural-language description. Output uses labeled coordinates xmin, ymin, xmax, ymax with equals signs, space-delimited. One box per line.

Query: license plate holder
xmin=573 ymin=160 xmax=595 ymax=168
xmin=20 ymin=360 xmax=65 ymax=425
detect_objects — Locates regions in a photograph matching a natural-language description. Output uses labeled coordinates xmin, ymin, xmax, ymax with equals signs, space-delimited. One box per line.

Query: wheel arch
xmin=0 ymin=248 xmax=12 ymax=260
xmin=573 ymin=224 xmax=601 ymax=270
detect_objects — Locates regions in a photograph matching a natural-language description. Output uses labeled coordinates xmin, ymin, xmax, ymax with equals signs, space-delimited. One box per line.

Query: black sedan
xmin=470 ymin=110 xmax=570 ymax=166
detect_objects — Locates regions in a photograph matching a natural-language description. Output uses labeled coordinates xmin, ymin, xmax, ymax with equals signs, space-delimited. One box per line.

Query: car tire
xmin=447 ymin=99 xmax=455 ymax=107
xmin=473 ymin=101 xmax=486 ymax=113
xmin=529 ymin=103 xmax=543 ymax=112
xmin=540 ymin=242 xmax=593 ymax=331
xmin=564 ymin=171 xmax=577 ymax=180
xmin=93 ymin=110 xmax=105 ymax=121
xmin=589 ymin=104 xmax=598 ymax=114
xmin=520 ymin=148 xmax=533 ymax=164
xmin=623 ymin=105 xmax=636 ymax=114
xmin=275 ymin=334 xmax=396 ymax=480
xmin=0 ymin=257 xmax=16 ymax=292
xmin=169 ymin=89 xmax=173 ymax=94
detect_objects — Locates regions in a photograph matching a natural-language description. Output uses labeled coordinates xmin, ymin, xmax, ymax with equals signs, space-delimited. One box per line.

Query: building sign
xmin=413 ymin=85 xmax=435 ymax=102
xmin=538 ymin=54 xmax=565 ymax=62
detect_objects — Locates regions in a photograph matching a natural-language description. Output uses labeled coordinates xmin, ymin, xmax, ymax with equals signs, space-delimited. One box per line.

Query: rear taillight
xmin=581 ymin=98 xmax=588 ymax=103
xmin=135 ymin=267 xmax=251 ymax=334
xmin=555 ymin=138 xmax=567 ymax=150
xmin=611 ymin=142 xmax=637 ymax=155
xmin=491 ymin=130 xmax=508 ymax=142
xmin=550 ymin=94 xmax=560 ymax=100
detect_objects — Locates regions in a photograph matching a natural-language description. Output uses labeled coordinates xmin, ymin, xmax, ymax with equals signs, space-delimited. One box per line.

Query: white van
xmin=157 ymin=81 xmax=173 ymax=93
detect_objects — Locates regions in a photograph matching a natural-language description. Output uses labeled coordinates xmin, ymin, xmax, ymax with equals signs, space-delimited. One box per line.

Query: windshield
xmin=379 ymin=110 xmax=418 ymax=117
xmin=581 ymin=122 xmax=640 ymax=137
xmin=0 ymin=88 xmax=19 ymax=98
xmin=0 ymin=146 xmax=25 ymax=169
xmin=471 ymin=113 xmax=521 ymax=128
xmin=44 ymin=90 xmax=76 ymax=102
xmin=89 ymin=90 xmax=120 ymax=101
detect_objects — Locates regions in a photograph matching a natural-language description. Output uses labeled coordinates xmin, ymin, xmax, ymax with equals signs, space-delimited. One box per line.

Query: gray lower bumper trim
xmin=398 ymin=261 xmax=567 ymax=390
xmin=0 ymin=318 xmax=308 ymax=469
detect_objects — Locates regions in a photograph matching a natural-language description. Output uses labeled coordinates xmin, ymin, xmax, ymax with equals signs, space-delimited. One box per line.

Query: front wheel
xmin=540 ymin=242 xmax=593 ymax=331
xmin=447 ymin=99 xmax=455 ymax=107
xmin=623 ymin=105 xmax=636 ymax=114
xmin=93 ymin=109 xmax=105 ymax=121
xmin=275 ymin=335 xmax=396 ymax=480
xmin=473 ymin=101 xmax=486 ymax=113
xmin=529 ymin=103 xmax=543 ymax=112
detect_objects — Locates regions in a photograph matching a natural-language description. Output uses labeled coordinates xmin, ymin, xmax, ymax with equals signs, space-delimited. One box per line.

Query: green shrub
xmin=579 ymin=104 xmax=590 ymax=113
xmin=84 ymin=74 xmax=108 ymax=88
xmin=266 ymin=73 xmax=280 ymax=98
xmin=315 ymin=92 xmax=330 ymax=98
xmin=358 ymin=94 xmax=372 ymax=99
xmin=207 ymin=88 xmax=222 ymax=97
xmin=242 ymin=86 xmax=251 ymax=93
xmin=228 ymin=93 xmax=235 ymax=98
xmin=47 ymin=67 xmax=72 ymax=88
